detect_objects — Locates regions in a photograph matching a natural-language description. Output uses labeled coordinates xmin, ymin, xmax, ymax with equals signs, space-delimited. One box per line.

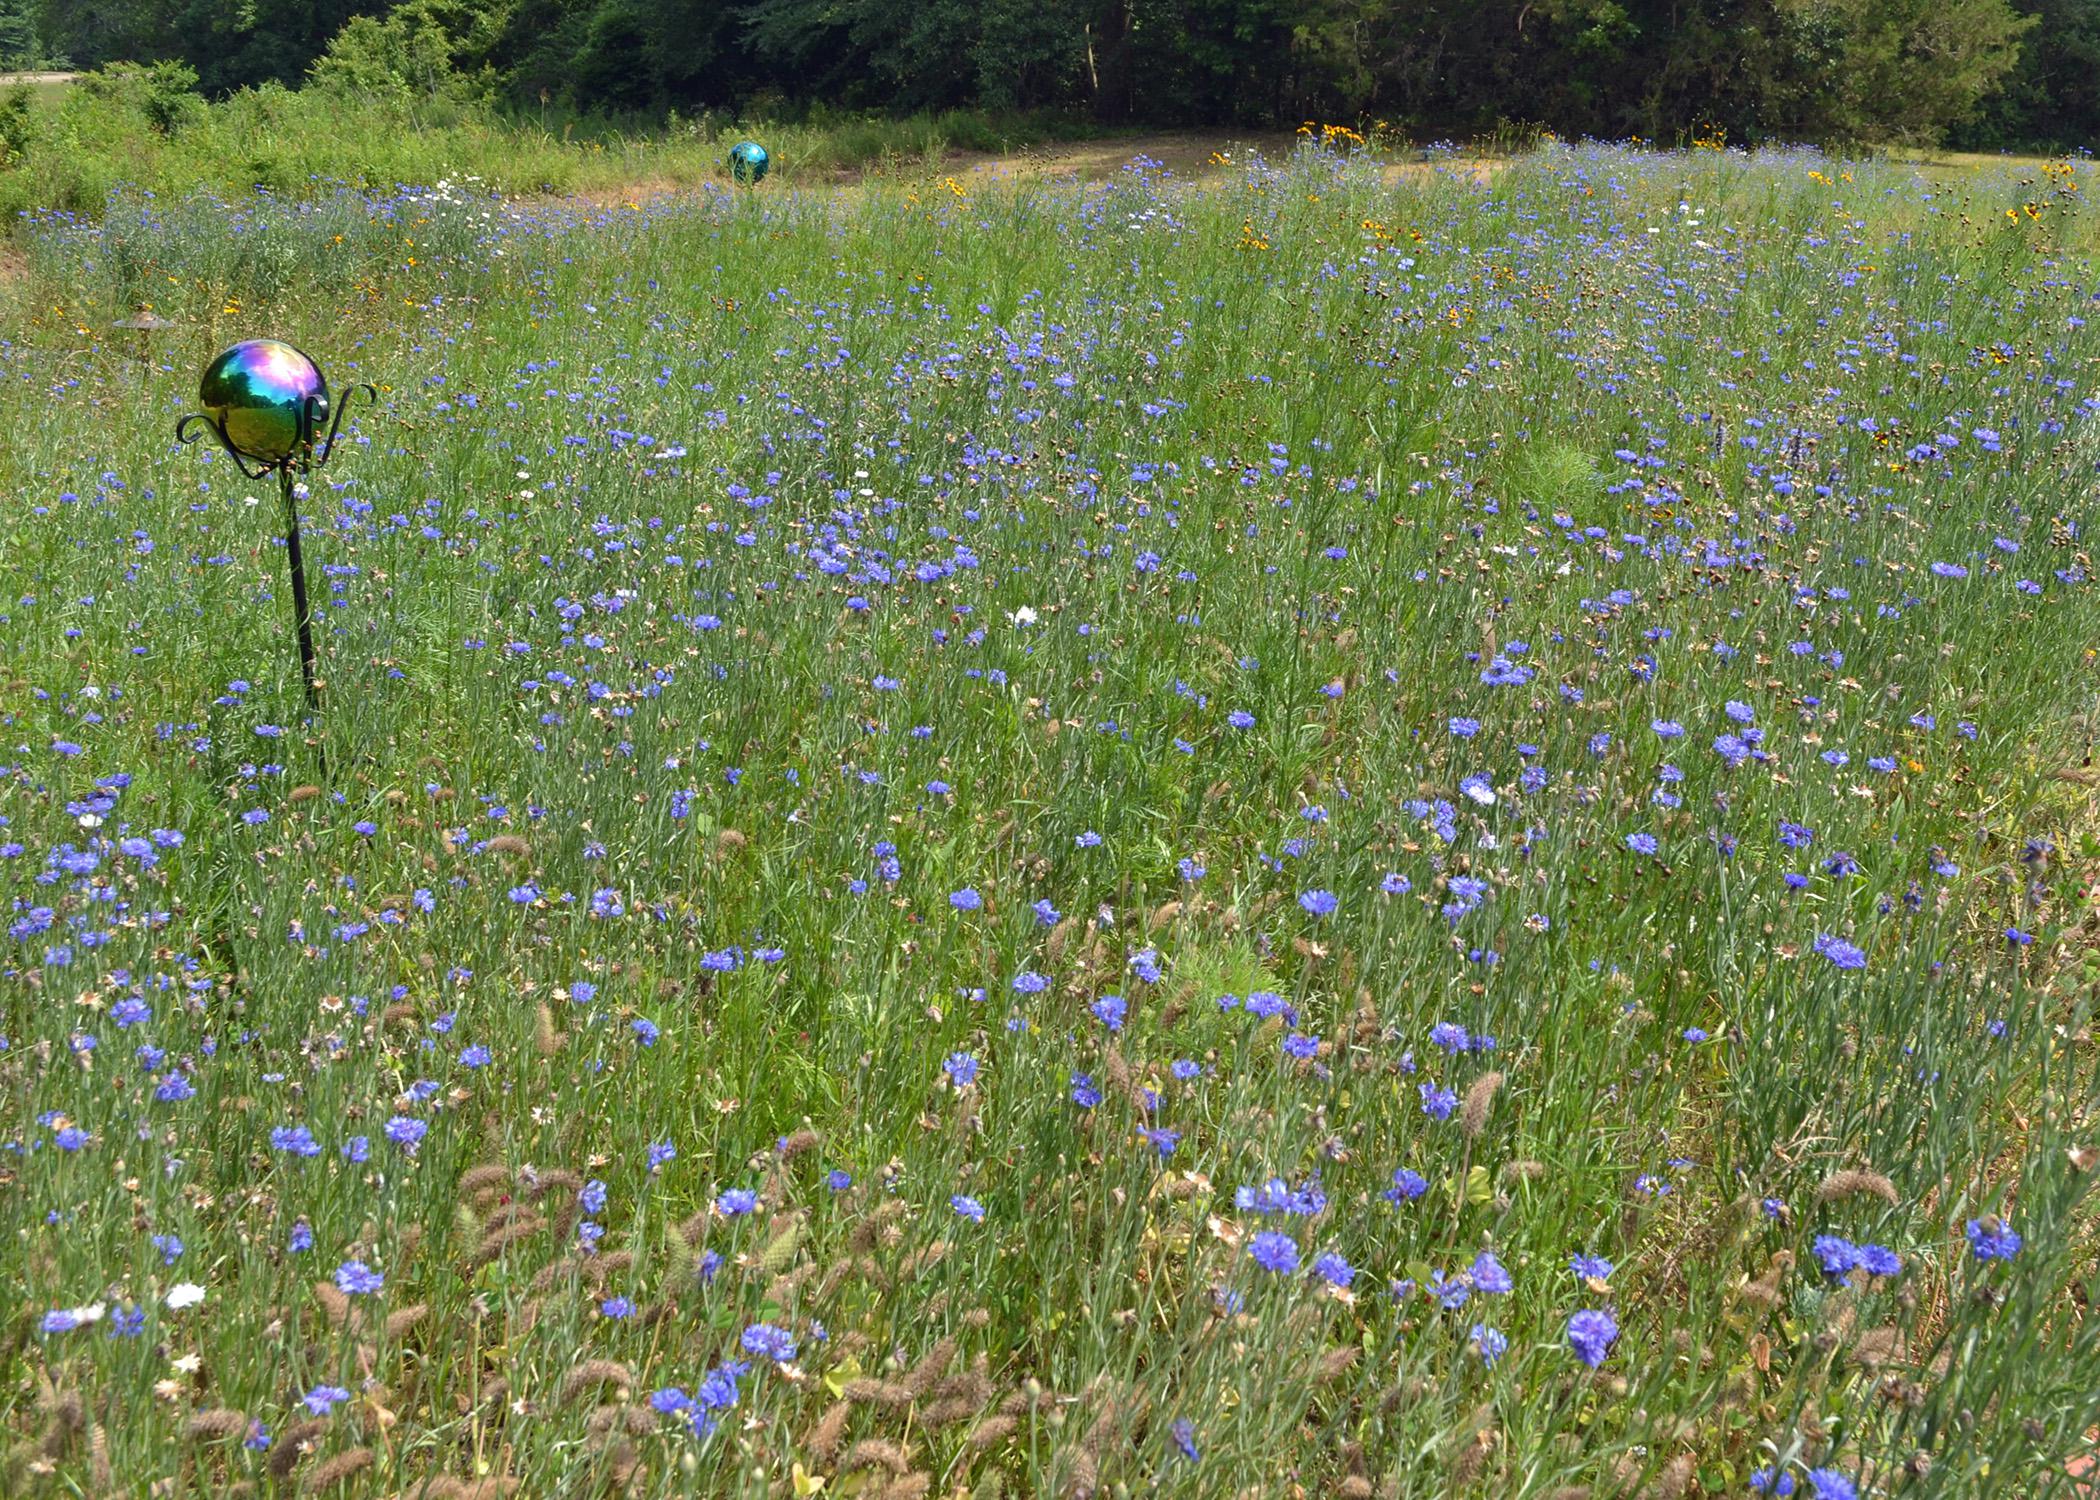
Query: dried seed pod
xmin=303 ymin=1446 xmax=375 ymax=1491
xmin=384 ymin=1304 xmax=429 ymax=1340
xmin=457 ymin=1164 xmax=513 ymax=1196
xmin=841 ymin=1438 xmax=911 ymax=1475
xmin=1815 ymin=1169 xmax=1898 ymax=1207
xmin=185 ymin=1408 xmax=251 ymax=1442
xmin=806 ymin=1402 xmax=851 ymax=1462
xmin=269 ymin=1420 xmax=330 ymax=1480
xmin=1460 ymin=1071 xmax=1503 ymax=1140
xmin=966 ymin=1414 xmax=1019 ymax=1450
xmin=560 ymin=1361 xmax=635 ymax=1403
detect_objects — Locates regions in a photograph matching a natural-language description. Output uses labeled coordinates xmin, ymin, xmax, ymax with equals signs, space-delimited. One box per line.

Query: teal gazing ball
xmin=728 ymin=140 xmax=769 ymax=185
xmin=198 ymin=340 xmax=328 ymax=463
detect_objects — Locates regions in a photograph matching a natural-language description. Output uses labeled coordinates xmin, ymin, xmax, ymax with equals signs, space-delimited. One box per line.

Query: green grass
xmin=0 ymin=77 xmax=1113 ymax=227
xmin=0 ymin=139 xmax=2097 ymax=1498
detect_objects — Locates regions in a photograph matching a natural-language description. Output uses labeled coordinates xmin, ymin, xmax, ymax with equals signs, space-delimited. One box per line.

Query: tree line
xmin=4 ymin=0 xmax=2096 ymax=150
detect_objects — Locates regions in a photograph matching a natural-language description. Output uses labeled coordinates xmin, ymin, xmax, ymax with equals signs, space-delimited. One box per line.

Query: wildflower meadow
xmin=2 ymin=140 xmax=2098 ymax=1498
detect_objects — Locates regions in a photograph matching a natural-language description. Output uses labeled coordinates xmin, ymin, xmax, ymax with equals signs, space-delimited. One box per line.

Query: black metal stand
xmin=279 ymin=462 xmax=321 ymax=714
xmin=177 ymin=382 xmax=374 ymax=780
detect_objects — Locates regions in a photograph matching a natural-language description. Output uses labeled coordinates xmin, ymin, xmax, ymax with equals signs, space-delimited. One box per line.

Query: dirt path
xmin=0 ymin=71 xmax=76 ymax=86
xmin=550 ymin=132 xmax=1505 ymax=209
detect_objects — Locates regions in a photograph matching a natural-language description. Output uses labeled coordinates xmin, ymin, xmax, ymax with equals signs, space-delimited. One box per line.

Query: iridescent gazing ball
xmin=728 ymin=140 xmax=769 ymax=185
xmin=198 ymin=340 xmax=329 ymax=463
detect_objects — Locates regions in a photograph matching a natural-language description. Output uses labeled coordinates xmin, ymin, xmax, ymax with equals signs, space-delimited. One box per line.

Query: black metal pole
xmin=279 ymin=461 xmax=320 ymax=714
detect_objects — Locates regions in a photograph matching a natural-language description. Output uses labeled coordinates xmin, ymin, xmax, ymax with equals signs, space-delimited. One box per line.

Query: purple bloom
xmin=1248 ymin=1232 xmax=1299 ymax=1273
xmin=1470 ymin=1250 xmax=1513 ymax=1295
xmin=1814 ymin=1235 xmax=1860 ymax=1278
xmin=740 ymin=1322 xmax=798 ymax=1361
xmin=1857 ymin=1244 xmax=1902 ymax=1278
xmin=1966 ymin=1218 xmax=2022 ymax=1262
xmin=1384 ymin=1168 xmax=1429 ymax=1203
xmin=335 ymin=1260 xmax=384 ymax=1296
xmin=1567 ymin=1308 xmax=1619 ymax=1367
xmin=271 ymin=1125 xmax=322 ymax=1158
xmin=1807 ymin=1469 xmax=1858 ymax=1500
xmin=1312 ymin=1251 xmax=1354 ymax=1288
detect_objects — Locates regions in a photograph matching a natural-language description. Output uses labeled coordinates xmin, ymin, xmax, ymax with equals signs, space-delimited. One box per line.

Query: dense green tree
xmin=1951 ymin=0 xmax=2100 ymax=151
xmin=10 ymin=0 xmax=2066 ymax=149
xmin=0 ymin=0 xmax=41 ymax=68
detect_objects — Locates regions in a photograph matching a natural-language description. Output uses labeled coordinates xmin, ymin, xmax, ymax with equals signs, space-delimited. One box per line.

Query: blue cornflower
xmin=1567 ymin=1308 xmax=1619 ymax=1367
xmin=302 ymin=1385 xmax=352 ymax=1415
xmin=1966 ymin=1217 xmax=2022 ymax=1261
xmin=943 ymin=1052 xmax=980 ymax=1087
xmin=716 ymin=1188 xmax=758 ymax=1215
xmin=1384 ymin=1169 xmax=1430 ymax=1203
xmin=1813 ymin=933 xmax=1868 ymax=971
xmin=1806 ymin=1469 xmax=1858 ymax=1500
xmin=1857 ymin=1244 xmax=1902 ymax=1278
xmin=1470 ymin=1250 xmax=1513 ymax=1295
xmin=1312 ymin=1251 xmax=1354 ymax=1288
xmin=949 ymin=887 xmax=983 ymax=911
xmin=1430 ymin=1270 xmax=1471 ymax=1310
xmin=335 ymin=1260 xmax=384 ymax=1295
xmin=1813 ymin=1235 xmax=1859 ymax=1279
xmin=1248 ymin=1232 xmax=1299 ymax=1274
xmin=1298 ymin=889 xmax=1339 ymax=918
xmin=951 ymin=1194 xmax=986 ymax=1222
xmin=1471 ymin=1324 xmax=1509 ymax=1366
xmin=1070 ymin=1074 xmax=1102 ymax=1109
xmin=647 ymin=1139 xmax=676 ymax=1173
xmin=1091 ymin=994 xmax=1127 ymax=1031
xmin=1420 ymin=1083 xmax=1458 ymax=1120
xmin=1569 ymin=1252 xmax=1613 ymax=1282
xmin=271 ymin=1125 xmax=323 ymax=1158
xmin=1168 ymin=1417 xmax=1199 ymax=1462
xmin=740 ymin=1323 xmax=798 ymax=1362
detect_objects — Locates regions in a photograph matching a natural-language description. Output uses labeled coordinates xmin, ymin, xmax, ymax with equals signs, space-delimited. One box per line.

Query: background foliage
xmin=3 ymin=0 xmax=2095 ymax=150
